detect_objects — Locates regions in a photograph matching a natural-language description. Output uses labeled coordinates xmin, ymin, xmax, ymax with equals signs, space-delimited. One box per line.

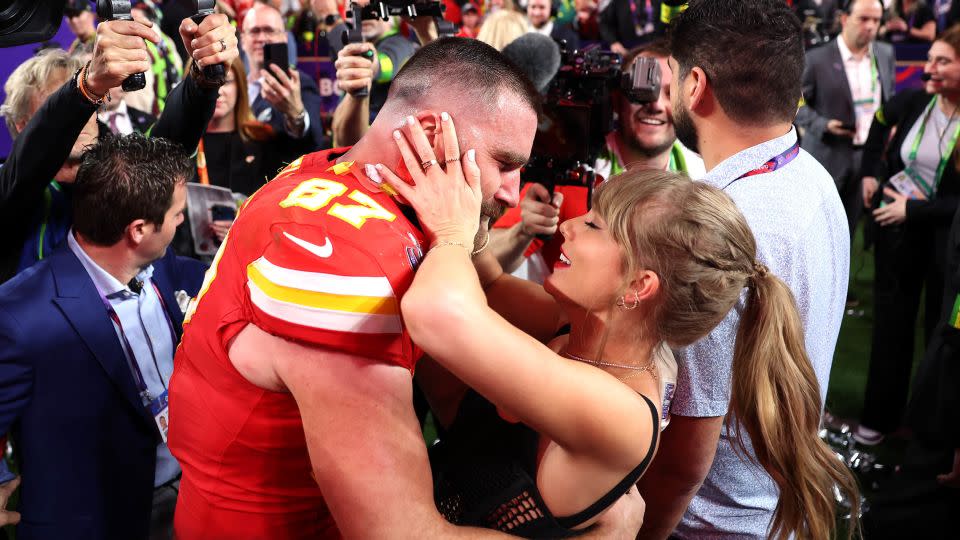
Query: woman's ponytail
xmin=731 ymin=268 xmax=861 ymax=540
xmin=592 ymin=172 xmax=861 ymax=539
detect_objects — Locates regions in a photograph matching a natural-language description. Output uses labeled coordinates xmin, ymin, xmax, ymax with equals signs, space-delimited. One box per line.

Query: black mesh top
xmin=430 ymin=389 xmax=660 ymax=537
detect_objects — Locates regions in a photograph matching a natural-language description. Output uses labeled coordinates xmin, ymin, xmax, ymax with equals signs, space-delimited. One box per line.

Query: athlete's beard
xmin=481 ymin=199 xmax=506 ymax=222
xmin=477 ymin=199 xmax=506 ymax=250
xmin=673 ymin=98 xmax=700 ymax=155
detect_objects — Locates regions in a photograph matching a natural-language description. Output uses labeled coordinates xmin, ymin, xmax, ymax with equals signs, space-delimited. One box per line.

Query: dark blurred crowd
xmin=0 ymin=0 xmax=958 ymax=539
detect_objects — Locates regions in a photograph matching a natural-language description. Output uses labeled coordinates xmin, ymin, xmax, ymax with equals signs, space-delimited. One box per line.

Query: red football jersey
xmin=169 ymin=148 xmax=426 ymax=539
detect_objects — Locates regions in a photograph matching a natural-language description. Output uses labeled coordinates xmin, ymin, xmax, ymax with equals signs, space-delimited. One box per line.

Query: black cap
xmin=462 ymin=2 xmax=479 ymax=14
xmin=64 ymin=0 xmax=93 ymax=16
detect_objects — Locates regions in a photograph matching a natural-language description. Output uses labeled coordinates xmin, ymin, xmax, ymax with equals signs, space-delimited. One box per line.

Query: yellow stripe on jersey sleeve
xmin=247 ymin=262 xmax=399 ymax=315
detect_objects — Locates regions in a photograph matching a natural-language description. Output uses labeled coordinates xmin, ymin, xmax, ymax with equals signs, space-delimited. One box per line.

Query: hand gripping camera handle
xmin=97 ymin=0 xmax=147 ymax=91
xmin=121 ymin=72 xmax=146 ymax=92
xmin=191 ymin=8 xmax=227 ymax=85
xmin=342 ymin=2 xmax=371 ymax=98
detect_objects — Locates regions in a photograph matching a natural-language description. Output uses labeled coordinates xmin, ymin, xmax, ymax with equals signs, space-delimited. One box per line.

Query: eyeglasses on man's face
xmin=244 ymin=26 xmax=284 ymax=39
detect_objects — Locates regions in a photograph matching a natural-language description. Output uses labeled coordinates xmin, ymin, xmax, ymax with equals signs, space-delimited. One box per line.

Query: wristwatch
xmin=285 ymin=108 xmax=307 ymax=132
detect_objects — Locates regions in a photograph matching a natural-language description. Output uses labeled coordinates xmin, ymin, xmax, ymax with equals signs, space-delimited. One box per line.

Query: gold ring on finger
xmin=421 ymin=159 xmax=439 ymax=171
xmin=444 ymin=157 xmax=460 ymax=164
xmin=218 ymin=38 xmax=227 ymax=53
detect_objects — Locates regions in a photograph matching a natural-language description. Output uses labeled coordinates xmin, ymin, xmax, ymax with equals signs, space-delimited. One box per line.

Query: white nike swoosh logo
xmin=284 ymin=232 xmax=333 ymax=258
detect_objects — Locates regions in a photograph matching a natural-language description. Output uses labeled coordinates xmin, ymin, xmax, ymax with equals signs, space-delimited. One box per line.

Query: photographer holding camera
xmin=0 ymin=10 xmax=237 ymax=284
xmin=489 ymin=41 xmax=703 ymax=282
xmin=331 ymin=3 xmax=441 ymax=146
xmin=332 ymin=17 xmax=419 ymax=146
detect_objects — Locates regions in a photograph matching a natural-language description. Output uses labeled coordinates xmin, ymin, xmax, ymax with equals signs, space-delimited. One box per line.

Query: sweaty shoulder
xmin=232 ymin=149 xmax=428 ymax=370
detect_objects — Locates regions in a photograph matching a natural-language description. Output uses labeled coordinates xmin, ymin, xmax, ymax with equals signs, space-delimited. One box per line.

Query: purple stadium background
xmin=0 ymin=22 xmax=76 ymax=159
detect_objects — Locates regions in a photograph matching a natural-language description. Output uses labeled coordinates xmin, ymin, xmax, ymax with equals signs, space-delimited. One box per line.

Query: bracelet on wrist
xmin=428 ymin=234 xmax=489 ymax=257
xmin=76 ymin=62 xmax=106 ymax=106
xmin=428 ymin=240 xmax=470 ymax=254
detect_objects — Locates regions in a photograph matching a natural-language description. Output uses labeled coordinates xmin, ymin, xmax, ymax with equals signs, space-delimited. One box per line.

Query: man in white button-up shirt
xmin=797 ymin=0 xmax=896 ymax=236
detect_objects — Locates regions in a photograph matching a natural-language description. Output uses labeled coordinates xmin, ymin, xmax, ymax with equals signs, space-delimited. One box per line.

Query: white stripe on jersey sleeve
xmin=248 ymin=278 xmax=403 ymax=334
xmin=251 ymin=257 xmax=397 ymax=298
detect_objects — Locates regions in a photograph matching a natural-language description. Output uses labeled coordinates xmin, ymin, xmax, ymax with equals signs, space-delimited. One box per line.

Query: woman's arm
xmin=474 ymin=251 xmax=567 ymax=343
xmin=378 ymin=114 xmax=651 ymax=469
xmin=403 ymin=245 xmax=651 ymax=469
xmin=862 ymin=92 xmax=909 ymax=179
xmin=152 ymin=15 xmax=239 ymax=148
xmin=910 ymin=20 xmax=937 ymax=42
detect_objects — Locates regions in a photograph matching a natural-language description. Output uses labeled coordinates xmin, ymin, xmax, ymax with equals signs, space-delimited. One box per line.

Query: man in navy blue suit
xmin=241 ymin=2 xmax=325 ymax=152
xmin=0 ymin=134 xmax=208 ymax=540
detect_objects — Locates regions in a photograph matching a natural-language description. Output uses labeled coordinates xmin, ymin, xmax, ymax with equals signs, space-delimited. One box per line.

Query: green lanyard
xmin=853 ymin=55 xmax=880 ymax=107
xmin=37 ymin=180 xmax=62 ymax=261
xmin=610 ymin=143 xmax=687 ymax=176
xmin=906 ymin=96 xmax=960 ymax=194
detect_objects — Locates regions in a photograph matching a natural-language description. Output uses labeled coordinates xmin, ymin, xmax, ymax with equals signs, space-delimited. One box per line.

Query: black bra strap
xmin=554 ymin=393 xmax=661 ymax=529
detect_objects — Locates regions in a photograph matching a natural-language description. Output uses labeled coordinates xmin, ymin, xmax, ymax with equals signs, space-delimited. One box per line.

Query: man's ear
xmin=686 ymin=66 xmax=712 ymax=116
xmin=414 ymin=110 xmax=444 ymax=157
xmin=127 ymin=219 xmax=149 ymax=247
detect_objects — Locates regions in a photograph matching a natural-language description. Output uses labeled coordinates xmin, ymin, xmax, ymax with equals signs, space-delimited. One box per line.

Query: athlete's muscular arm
xmin=231 ymin=323 xmax=501 ymax=538
xmin=229 ymin=323 xmax=644 ymax=538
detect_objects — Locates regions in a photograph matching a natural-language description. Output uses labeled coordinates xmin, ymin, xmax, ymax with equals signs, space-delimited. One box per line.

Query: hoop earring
xmin=616 ymin=291 xmax=640 ymax=310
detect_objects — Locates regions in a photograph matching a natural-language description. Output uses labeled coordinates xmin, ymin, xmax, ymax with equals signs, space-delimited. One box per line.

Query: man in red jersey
xmin=169 ymin=37 xmax=644 ymax=539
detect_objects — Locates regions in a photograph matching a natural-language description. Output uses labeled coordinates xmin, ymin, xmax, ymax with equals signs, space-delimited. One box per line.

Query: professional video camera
xmin=351 ymin=0 xmax=450 ymax=22
xmin=341 ymin=0 xmax=455 ymax=97
xmin=521 ymin=43 xmax=662 ymax=198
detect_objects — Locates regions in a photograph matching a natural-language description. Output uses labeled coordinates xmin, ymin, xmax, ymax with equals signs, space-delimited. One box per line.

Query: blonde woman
xmin=476 ymin=9 xmax=527 ymax=50
xmin=373 ymin=114 xmax=861 ymax=539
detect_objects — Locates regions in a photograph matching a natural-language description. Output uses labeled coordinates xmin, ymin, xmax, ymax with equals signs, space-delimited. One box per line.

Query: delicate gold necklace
xmin=561 ymin=350 xmax=659 ymax=383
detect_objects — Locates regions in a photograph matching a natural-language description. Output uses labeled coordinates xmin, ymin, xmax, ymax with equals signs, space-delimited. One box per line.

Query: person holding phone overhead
xmin=195 ymin=56 xmax=316 ymax=242
xmin=240 ymin=2 xmax=325 ymax=151
xmin=854 ymin=25 xmax=960 ymax=446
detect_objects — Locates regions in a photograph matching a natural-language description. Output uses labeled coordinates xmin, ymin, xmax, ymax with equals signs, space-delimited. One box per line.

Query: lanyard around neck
xmin=98 ymin=281 xmax=177 ymax=403
xmin=735 ymin=141 xmax=801 ymax=180
xmin=854 ymin=55 xmax=880 ymax=105
xmin=907 ymin=96 xmax=960 ymax=192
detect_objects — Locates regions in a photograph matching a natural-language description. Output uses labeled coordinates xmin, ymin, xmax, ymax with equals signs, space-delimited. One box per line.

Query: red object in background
xmin=222 ymin=0 xmax=256 ymax=30
xmin=897 ymin=65 xmax=924 ymax=85
xmin=444 ymin=0 xmax=464 ymax=25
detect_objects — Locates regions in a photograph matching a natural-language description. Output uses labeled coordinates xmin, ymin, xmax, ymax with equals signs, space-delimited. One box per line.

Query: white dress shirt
xmin=98 ymin=101 xmax=135 ymax=136
xmin=838 ymin=36 xmax=883 ymax=145
xmin=66 ymin=231 xmax=181 ymax=487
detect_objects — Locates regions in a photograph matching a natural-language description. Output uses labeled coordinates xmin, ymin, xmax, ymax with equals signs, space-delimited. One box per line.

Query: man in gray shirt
xmin=635 ymin=1 xmax=850 ymax=538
